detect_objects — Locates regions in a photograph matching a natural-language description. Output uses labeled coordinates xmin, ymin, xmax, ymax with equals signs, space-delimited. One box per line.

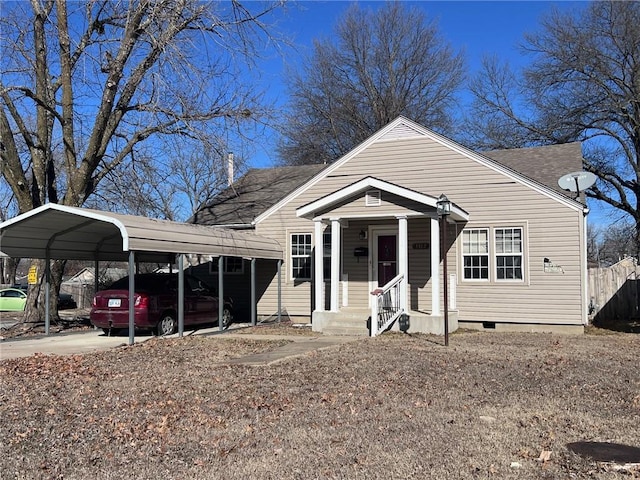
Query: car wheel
xmin=102 ymin=327 xmax=120 ymax=336
xmin=221 ymin=307 xmax=232 ymax=329
xmin=157 ymin=313 xmax=177 ymax=336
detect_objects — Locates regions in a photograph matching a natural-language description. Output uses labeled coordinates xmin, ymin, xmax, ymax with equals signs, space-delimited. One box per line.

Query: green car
xmin=0 ymin=288 xmax=27 ymax=311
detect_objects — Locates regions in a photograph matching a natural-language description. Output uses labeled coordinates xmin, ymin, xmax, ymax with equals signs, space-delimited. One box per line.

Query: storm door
xmin=371 ymin=228 xmax=398 ymax=290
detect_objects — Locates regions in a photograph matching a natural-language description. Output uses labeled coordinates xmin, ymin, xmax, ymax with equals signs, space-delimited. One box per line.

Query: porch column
xmin=330 ymin=218 xmax=341 ymax=312
xmin=314 ymin=219 xmax=324 ymax=312
xmin=431 ymin=217 xmax=441 ymax=316
xmin=397 ymin=215 xmax=408 ymax=311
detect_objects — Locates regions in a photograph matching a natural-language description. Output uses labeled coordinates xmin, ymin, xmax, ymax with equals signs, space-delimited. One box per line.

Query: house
xmin=60 ymin=266 xmax=129 ymax=308
xmin=191 ymin=117 xmax=589 ymax=335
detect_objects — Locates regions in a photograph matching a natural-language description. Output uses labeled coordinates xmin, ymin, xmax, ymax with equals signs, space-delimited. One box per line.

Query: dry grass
xmin=1 ymin=329 xmax=639 ymax=479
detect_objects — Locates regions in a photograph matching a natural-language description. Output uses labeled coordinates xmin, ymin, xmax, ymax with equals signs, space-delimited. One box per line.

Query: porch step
xmin=321 ymin=309 xmax=370 ymax=336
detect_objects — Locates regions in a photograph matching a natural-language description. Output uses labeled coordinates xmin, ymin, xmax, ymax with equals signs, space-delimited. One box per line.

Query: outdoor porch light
xmin=436 ymin=193 xmax=451 ymax=216
xmin=359 ymin=229 xmax=368 ymax=240
xmin=437 ymin=193 xmax=451 ymax=347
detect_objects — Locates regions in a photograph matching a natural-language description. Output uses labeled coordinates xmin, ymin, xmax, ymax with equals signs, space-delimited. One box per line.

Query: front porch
xmin=296 ymin=177 xmax=469 ymax=337
xmin=312 ymin=308 xmax=459 ymax=336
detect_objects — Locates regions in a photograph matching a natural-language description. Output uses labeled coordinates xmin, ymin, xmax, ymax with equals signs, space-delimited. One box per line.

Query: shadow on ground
xmin=567 ymin=442 xmax=640 ymax=463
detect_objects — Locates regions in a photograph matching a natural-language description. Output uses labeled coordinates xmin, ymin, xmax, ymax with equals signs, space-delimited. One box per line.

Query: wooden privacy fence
xmin=588 ymin=258 xmax=639 ymax=322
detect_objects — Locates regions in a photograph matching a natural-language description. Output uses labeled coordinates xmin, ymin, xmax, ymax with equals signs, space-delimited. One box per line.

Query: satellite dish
xmin=558 ymin=171 xmax=597 ymax=197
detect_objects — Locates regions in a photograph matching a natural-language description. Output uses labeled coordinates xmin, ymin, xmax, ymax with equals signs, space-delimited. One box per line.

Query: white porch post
xmin=314 ymin=219 xmax=324 ymax=312
xmin=431 ymin=217 xmax=441 ymax=316
xmin=330 ymin=218 xmax=341 ymax=312
xmin=397 ymin=215 xmax=408 ymax=311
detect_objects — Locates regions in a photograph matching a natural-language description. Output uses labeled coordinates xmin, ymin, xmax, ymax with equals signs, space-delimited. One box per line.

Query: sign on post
xmin=28 ymin=265 xmax=38 ymax=284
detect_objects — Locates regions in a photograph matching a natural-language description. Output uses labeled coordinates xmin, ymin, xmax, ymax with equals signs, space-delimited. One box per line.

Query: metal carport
xmin=0 ymin=203 xmax=284 ymax=344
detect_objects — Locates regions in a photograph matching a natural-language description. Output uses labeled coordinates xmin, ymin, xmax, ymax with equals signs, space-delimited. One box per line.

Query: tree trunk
xmin=22 ymin=258 xmax=65 ymax=324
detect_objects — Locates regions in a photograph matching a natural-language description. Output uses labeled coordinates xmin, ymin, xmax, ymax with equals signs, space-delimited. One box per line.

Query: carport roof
xmin=0 ymin=204 xmax=283 ymax=262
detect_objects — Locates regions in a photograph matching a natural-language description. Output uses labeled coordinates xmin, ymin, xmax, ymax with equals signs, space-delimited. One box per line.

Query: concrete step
xmin=315 ymin=308 xmax=371 ymax=336
xmin=322 ymin=325 xmax=370 ymax=336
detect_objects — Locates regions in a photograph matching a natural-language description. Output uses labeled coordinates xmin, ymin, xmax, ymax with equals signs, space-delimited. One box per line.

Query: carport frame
xmin=0 ymin=204 xmax=284 ymax=345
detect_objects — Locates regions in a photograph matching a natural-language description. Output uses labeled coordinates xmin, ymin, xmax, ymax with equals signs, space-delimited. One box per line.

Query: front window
xmin=463 ymin=229 xmax=489 ymax=280
xmin=495 ymin=228 xmax=523 ymax=280
xmin=291 ymin=233 xmax=312 ymax=280
xmin=209 ymin=257 xmax=244 ymax=275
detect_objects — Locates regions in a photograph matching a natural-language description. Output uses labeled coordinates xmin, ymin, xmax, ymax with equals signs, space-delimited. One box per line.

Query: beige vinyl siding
xmin=341 ymin=221 xmax=370 ymax=307
xmin=255 ymin=216 xmax=318 ymax=317
xmin=256 ymin=133 xmax=585 ymax=325
xmin=408 ymin=218 xmax=433 ymax=311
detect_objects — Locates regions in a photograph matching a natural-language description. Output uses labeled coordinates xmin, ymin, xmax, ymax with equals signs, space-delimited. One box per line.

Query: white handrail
xmin=370 ymin=273 xmax=405 ymax=336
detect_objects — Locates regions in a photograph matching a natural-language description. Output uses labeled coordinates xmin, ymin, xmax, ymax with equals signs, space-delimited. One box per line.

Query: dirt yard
xmin=1 ymin=327 xmax=638 ymax=479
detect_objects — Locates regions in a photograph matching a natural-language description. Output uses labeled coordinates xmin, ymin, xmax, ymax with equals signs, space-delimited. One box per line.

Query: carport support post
xmin=44 ymin=251 xmax=51 ymax=335
xmin=178 ymin=254 xmax=184 ymax=337
xmin=277 ymin=259 xmax=282 ymax=323
xmin=251 ymin=258 xmax=256 ymax=326
xmin=94 ymin=259 xmax=99 ymax=312
xmin=128 ymin=251 xmax=135 ymax=346
xmin=218 ymin=256 xmax=224 ymax=331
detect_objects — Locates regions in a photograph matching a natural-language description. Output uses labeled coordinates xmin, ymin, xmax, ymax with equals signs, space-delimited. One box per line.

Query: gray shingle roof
xmin=484 ymin=142 xmax=583 ymax=197
xmin=191 ymin=164 xmax=326 ymax=226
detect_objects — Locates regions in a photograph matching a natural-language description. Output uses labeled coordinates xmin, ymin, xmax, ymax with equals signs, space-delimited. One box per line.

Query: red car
xmin=90 ymin=273 xmax=232 ymax=335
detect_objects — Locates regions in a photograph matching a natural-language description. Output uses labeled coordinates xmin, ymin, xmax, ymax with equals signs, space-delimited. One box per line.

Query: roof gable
xmin=296 ymin=176 xmax=469 ymax=222
xmin=254 ymin=117 xmax=585 ymax=224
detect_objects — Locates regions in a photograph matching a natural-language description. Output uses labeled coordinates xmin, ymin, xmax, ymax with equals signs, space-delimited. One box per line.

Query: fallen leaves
xmin=0 ymin=332 xmax=638 ymax=479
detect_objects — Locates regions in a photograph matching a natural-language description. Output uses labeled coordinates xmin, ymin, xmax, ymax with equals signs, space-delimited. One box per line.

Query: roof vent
xmin=365 ymin=190 xmax=381 ymax=206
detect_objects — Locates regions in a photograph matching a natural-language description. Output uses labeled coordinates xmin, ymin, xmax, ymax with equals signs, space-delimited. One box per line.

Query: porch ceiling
xmin=296 ymin=176 xmax=469 ymax=222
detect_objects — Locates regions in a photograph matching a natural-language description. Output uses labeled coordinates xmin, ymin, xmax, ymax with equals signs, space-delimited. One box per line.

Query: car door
xmin=0 ymin=289 xmax=26 ymax=311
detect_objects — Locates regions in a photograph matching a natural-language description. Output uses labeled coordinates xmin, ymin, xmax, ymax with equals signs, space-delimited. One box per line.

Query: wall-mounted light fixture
xmin=359 ymin=229 xmax=368 ymax=240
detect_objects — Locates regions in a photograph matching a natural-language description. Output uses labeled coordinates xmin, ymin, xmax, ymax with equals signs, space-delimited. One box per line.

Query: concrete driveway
xmin=0 ymin=323 xmax=358 ymax=362
xmin=0 ymin=329 xmax=135 ymax=360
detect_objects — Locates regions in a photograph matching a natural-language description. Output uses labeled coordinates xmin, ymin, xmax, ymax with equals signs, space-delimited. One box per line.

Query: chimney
xmin=227 ymin=152 xmax=234 ymax=186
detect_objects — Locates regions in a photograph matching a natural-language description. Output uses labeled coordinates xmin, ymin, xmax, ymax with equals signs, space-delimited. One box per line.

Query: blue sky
xmin=250 ymin=1 xmax=586 ymax=167
xmin=245 ymin=1 xmax=613 ymax=224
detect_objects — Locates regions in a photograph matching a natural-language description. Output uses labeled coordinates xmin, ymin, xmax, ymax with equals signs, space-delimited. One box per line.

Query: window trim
xmin=459 ymin=224 xmax=527 ymax=284
xmin=462 ymin=228 xmax=490 ymax=282
xmin=289 ymin=232 xmax=313 ymax=281
xmin=494 ymin=227 xmax=524 ymax=282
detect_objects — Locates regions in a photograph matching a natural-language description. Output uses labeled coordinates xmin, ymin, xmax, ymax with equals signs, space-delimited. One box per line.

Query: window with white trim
xmin=291 ymin=233 xmax=312 ymax=280
xmin=209 ymin=257 xmax=244 ymax=275
xmin=462 ymin=229 xmax=489 ymax=280
xmin=495 ymin=227 xmax=523 ymax=280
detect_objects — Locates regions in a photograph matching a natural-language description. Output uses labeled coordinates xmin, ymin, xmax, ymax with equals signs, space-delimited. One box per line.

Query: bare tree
xmin=0 ymin=0 xmax=283 ymax=323
xmin=465 ymin=1 xmax=640 ymax=254
xmin=278 ymin=2 xmax=465 ymax=165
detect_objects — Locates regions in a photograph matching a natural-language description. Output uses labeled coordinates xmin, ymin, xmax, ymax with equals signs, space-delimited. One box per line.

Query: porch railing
xmin=370 ymin=273 xmax=405 ymax=337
